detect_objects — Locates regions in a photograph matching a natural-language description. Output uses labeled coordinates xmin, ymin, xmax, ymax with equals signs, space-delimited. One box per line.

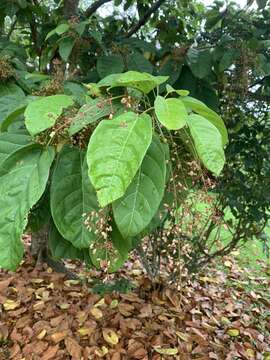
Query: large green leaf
xmin=87 ymin=112 xmax=152 ymax=207
xmin=45 ymin=23 xmax=70 ymax=40
xmin=186 ymin=48 xmax=212 ymax=79
xmin=25 ymin=95 xmax=74 ymax=136
xmin=0 ymin=95 xmax=27 ymax=127
xmin=0 ymin=104 xmax=26 ymax=132
xmin=0 ymin=82 xmax=25 ymax=98
xmin=50 ymin=146 xmax=99 ymax=248
xmin=68 ymin=98 xmax=121 ymax=136
xmin=58 ymin=36 xmax=75 ymax=62
xmin=182 ymin=96 xmax=228 ymax=146
xmin=97 ymin=71 xmax=168 ymax=94
xmin=97 ymin=55 xmax=124 ymax=78
xmin=187 ymin=114 xmax=225 ymax=176
xmin=154 ymin=96 xmax=188 ymax=130
xmin=158 ymin=58 xmax=182 ymax=92
xmin=113 ymin=135 xmax=166 ymax=238
xmin=0 ymin=146 xmax=55 ymax=270
xmin=0 ymin=132 xmax=32 ymax=167
xmin=48 ymin=223 xmax=87 ymax=261
xmin=127 ymin=52 xmax=153 ymax=74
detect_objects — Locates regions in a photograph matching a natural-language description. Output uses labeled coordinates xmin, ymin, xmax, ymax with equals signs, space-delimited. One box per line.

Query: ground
xmin=0 ymin=243 xmax=269 ymax=360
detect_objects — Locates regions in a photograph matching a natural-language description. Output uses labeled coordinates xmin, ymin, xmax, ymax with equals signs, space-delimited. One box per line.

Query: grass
xmin=182 ymin=191 xmax=270 ymax=270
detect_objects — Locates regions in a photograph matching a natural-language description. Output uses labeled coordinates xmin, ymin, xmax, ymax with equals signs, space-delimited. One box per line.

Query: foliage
xmin=0 ymin=0 xmax=269 ymax=276
xmin=0 ymin=67 xmax=226 ymax=271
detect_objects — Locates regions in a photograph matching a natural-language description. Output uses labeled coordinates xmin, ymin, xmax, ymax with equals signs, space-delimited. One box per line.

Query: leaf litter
xmin=0 ymin=249 xmax=269 ymax=359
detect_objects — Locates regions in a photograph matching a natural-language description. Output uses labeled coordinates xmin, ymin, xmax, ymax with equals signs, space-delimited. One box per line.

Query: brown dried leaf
xmin=65 ymin=336 xmax=82 ymax=359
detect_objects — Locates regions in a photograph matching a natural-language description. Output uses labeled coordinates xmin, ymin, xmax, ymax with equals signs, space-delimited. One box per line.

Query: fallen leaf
xmin=154 ymin=347 xmax=178 ymax=355
xmin=0 ymin=277 xmax=13 ymax=292
xmin=3 ymin=299 xmax=20 ymax=310
xmin=95 ymin=346 xmax=109 ymax=357
xmin=58 ymin=303 xmax=70 ymax=310
xmin=220 ymin=316 xmax=231 ymax=325
xmin=227 ymin=328 xmax=240 ymax=337
xmin=176 ymin=331 xmax=189 ymax=342
xmin=33 ymin=300 xmax=45 ymax=311
xmin=65 ymin=337 xmax=82 ymax=359
xmin=110 ymin=299 xmax=119 ymax=309
xmin=246 ymin=348 xmax=255 ymax=358
xmin=64 ymin=279 xmax=80 ymax=286
xmin=102 ymin=328 xmax=119 ymax=345
xmin=41 ymin=345 xmax=59 ymax=360
xmin=0 ymin=324 xmax=9 ymax=340
xmin=77 ymin=327 xmax=92 ymax=337
xmin=37 ymin=329 xmax=47 ymax=340
xmin=51 ymin=330 xmax=68 ymax=343
xmin=90 ymin=307 xmax=103 ymax=319
xmin=94 ymin=298 xmax=105 ymax=307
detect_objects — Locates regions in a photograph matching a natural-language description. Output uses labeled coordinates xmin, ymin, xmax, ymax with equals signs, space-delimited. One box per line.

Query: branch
xmin=85 ymin=0 xmax=112 ymax=18
xmin=249 ymin=76 xmax=269 ymax=89
xmin=247 ymin=92 xmax=270 ymax=103
xmin=125 ymin=0 xmax=167 ymax=38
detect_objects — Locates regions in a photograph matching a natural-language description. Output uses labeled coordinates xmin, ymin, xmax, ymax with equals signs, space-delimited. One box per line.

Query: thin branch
xmin=85 ymin=0 xmax=112 ymax=18
xmin=249 ymin=76 xmax=269 ymax=89
xmin=247 ymin=92 xmax=270 ymax=103
xmin=125 ymin=0 xmax=167 ymax=38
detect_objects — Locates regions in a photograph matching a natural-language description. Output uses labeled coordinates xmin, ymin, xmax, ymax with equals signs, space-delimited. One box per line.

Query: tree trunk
xmin=63 ymin=0 xmax=80 ymax=19
xmin=30 ymin=223 xmax=49 ymax=265
xmin=30 ymin=223 xmax=78 ymax=279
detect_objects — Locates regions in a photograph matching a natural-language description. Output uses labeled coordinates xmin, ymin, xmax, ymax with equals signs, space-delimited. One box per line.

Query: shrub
xmin=0 ymin=71 xmax=227 ymax=273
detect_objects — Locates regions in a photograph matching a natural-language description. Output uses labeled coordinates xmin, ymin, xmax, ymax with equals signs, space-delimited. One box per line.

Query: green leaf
xmin=45 ymin=23 xmax=70 ymax=41
xmin=68 ymin=98 xmax=118 ymax=136
xmin=0 ymin=95 xmax=27 ymax=127
xmin=113 ymin=135 xmax=166 ymax=238
xmin=181 ymin=96 xmax=228 ymax=146
xmin=51 ymin=146 xmax=99 ymax=248
xmin=0 ymin=132 xmax=32 ymax=167
xmin=97 ymin=73 xmax=122 ymax=87
xmin=0 ymin=146 xmax=55 ymax=270
xmin=158 ymin=58 xmax=182 ymax=92
xmin=25 ymin=72 xmax=50 ymax=83
xmin=87 ymin=111 xmax=152 ymax=207
xmin=0 ymin=82 xmax=25 ymax=98
xmin=74 ymin=21 xmax=88 ymax=36
xmin=127 ymin=52 xmax=153 ymax=74
xmin=0 ymin=103 xmax=27 ymax=132
xmin=187 ymin=114 xmax=225 ymax=176
xmin=166 ymin=85 xmax=189 ymax=97
xmin=58 ymin=37 xmax=75 ymax=62
xmin=218 ymin=49 xmax=236 ymax=72
xmin=48 ymin=223 xmax=86 ymax=261
xmin=25 ymin=95 xmax=74 ymax=136
xmin=186 ymin=48 xmax=212 ymax=79
xmin=141 ymin=191 xmax=174 ymax=238
xmin=97 ymin=55 xmax=124 ymax=78
xmin=154 ymin=95 xmax=188 ymax=130
xmin=98 ymin=71 xmax=168 ymax=94
xmin=89 ymin=223 xmax=128 ymax=272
